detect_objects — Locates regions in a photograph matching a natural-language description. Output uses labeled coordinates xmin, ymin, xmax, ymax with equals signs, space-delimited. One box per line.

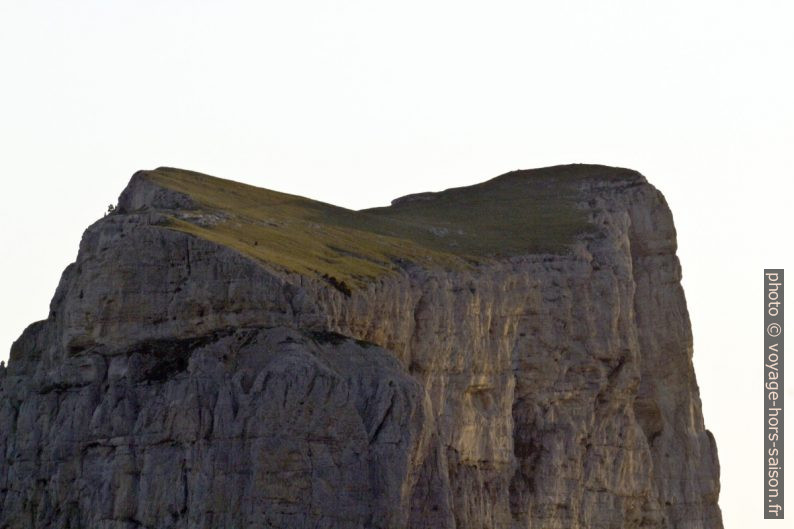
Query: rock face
xmin=0 ymin=165 xmax=722 ymax=529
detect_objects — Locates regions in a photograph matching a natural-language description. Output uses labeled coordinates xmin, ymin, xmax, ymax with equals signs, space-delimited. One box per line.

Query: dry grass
xmin=141 ymin=164 xmax=640 ymax=288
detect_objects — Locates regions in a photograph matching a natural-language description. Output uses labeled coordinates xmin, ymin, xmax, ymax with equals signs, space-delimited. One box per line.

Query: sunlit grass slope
xmin=143 ymin=164 xmax=640 ymax=289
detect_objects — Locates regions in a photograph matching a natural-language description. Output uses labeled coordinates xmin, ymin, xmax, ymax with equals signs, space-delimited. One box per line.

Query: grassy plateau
xmin=139 ymin=165 xmax=641 ymax=289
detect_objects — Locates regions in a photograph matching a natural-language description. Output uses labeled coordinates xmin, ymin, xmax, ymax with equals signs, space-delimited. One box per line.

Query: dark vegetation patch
xmin=321 ymin=273 xmax=352 ymax=297
xmin=354 ymin=338 xmax=376 ymax=349
xmin=307 ymin=330 xmax=377 ymax=349
xmin=308 ymin=330 xmax=349 ymax=346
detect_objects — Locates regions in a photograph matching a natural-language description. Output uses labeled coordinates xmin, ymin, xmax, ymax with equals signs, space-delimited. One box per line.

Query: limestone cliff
xmin=0 ymin=165 xmax=722 ymax=529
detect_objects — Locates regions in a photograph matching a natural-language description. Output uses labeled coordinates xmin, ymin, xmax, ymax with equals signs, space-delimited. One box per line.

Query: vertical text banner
xmin=765 ymin=269 xmax=784 ymax=519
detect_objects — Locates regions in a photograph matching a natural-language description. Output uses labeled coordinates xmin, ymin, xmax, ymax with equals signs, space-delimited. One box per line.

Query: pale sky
xmin=1 ymin=2 xmax=792 ymax=528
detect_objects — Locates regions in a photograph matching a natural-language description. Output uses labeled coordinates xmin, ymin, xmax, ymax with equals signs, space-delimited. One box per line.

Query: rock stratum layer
xmin=0 ymin=165 xmax=722 ymax=529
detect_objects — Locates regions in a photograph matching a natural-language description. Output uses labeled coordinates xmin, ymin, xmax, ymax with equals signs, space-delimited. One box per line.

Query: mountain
xmin=0 ymin=165 xmax=722 ymax=528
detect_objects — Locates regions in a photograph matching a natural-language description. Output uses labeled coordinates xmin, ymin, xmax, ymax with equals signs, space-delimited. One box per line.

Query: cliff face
xmin=0 ymin=165 xmax=722 ymax=529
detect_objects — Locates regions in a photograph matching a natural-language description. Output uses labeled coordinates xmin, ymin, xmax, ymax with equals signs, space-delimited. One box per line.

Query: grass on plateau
xmin=140 ymin=164 xmax=640 ymax=288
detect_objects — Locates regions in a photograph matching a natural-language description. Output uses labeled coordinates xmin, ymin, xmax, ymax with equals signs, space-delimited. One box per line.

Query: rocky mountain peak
xmin=0 ymin=165 xmax=722 ymax=529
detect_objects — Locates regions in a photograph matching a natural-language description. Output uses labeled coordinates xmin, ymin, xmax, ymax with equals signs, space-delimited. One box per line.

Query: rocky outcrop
xmin=0 ymin=165 xmax=722 ymax=529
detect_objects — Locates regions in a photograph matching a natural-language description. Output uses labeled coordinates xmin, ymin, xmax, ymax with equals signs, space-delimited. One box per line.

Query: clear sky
xmin=1 ymin=2 xmax=791 ymax=528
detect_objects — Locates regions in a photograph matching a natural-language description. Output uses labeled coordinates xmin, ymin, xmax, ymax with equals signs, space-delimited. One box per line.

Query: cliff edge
xmin=0 ymin=165 xmax=722 ymax=529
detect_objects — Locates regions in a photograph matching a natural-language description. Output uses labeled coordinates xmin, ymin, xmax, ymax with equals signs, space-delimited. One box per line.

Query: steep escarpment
xmin=0 ymin=165 xmax=722 ymax=529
